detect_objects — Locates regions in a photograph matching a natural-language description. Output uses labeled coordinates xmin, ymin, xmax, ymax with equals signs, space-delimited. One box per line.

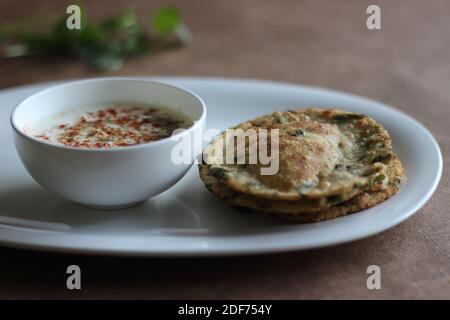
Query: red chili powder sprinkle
xmin=55 ymin=106 xmax=187 ymax=148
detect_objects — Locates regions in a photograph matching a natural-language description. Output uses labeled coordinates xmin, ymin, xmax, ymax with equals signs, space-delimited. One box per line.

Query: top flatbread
xmin=202 ymin=108 xmax=394 ymax=202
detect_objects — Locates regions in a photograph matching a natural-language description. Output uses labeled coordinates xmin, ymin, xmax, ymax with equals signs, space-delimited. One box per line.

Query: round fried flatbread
xmin=199 ymin=153 xmax=403 ymax=220
xmin=202 ymin=109 xmax=394 ymax=203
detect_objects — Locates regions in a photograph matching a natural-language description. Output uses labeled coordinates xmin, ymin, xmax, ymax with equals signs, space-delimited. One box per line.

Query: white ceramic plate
xmin=0 ymin=77 xmax=442 ymax=256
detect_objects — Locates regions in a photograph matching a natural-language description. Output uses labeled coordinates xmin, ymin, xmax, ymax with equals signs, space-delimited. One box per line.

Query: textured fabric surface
xmin=0 ymin=0 xmax=448 ymax=299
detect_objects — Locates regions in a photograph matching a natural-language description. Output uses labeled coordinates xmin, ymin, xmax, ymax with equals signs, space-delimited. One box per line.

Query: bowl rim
xmin=10 ymin=77 xmax=207 ymax=152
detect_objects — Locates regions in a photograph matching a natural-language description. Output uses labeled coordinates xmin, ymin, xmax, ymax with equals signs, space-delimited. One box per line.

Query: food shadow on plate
xmin=0 ymin=179 xmax=293 ymax=237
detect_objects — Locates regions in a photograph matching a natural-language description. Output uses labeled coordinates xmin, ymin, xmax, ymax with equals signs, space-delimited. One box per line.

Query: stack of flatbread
xmin=199 ymin=109 xmax=404 ymax=223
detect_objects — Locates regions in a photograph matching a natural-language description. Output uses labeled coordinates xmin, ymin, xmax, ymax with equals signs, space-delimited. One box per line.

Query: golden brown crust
xmin=200 ymin=164 xmax=328 ymax=212
xmin=272 ymin=155 xmax=404 ymax=222
xmin=203 ymin=108 xmax=394 ymax=202
xmin=199 ymin=108 xmax=405 ymax=223
xmin=199 ymin=154 xmax=403 ymax=222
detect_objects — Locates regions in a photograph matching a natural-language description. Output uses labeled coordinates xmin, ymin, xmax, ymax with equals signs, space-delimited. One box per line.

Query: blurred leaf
xmin=153 ymin=6 xmax=181 ymax=37
xmin=102 ymin=8 xmax=137 ymax=32
xmin=87 ymin=52 xmax=123 ymax=71
xmin=0 ymin=5 xmax=191 ymax=71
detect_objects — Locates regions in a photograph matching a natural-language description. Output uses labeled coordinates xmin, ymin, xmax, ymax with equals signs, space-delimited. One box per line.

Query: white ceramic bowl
xmin=10 ymin=78 xmax=206 ymax=209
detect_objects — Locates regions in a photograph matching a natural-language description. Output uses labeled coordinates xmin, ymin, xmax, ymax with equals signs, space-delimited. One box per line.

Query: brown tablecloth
xmin=0 ymin=0 xmax=448 ymax=299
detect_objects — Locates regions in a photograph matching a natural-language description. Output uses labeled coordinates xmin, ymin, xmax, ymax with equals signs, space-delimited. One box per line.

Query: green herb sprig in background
xmin=0 ymin=6 xmax=192 ymax=71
